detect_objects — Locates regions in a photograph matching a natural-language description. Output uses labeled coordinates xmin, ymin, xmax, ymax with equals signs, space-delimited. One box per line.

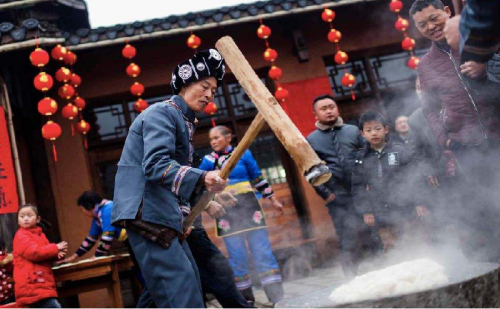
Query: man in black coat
xmin=306 ymin=94 xmax=377 ymax=277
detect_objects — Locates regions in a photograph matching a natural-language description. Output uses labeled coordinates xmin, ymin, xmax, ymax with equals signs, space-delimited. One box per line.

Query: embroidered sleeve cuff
xmin=171 ymin=167 xmax=205 ymax=201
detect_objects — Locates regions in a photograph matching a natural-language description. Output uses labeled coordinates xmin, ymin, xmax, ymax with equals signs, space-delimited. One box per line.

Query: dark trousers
xmin=453 ymin=143 xmax=500 ymax=261
xmin=187 ymin=227 xmax=251 ymax=308
xmin=327 ymin=194 xmax=380 ymax=275
xmin=126 ymin=228 xmax=204 ymax=308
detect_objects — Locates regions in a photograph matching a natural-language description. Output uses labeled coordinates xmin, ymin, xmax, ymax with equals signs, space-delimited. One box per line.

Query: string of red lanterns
xmin=256 ymin=19 xmax=289 ymax=112
xmin=31 ymin=40 xmax=60 ymax=162
xmin=389 ymin=0 xmax=420 ymax=69
xmin=187 ymin=31 xmax=219 ymax=127
xmin=62 ymin=49 xmax=91 ymax=148
xmin=322 ymin=8 xmax=357 ymax=101
xmin=122 ymin=42 xmax=149 ymax=114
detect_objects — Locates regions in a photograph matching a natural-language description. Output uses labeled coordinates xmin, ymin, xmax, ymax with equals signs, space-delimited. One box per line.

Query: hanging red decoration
xmin=257 ymin=19 xmax=289 ymax=112
xmin=58 ymin=84 xmax=75 ymax=99
xmin=37 ymin=97 xmax=58 ymax=116
xmin=133 ymin=99 xmax=149 ymax=113
xmin=70 ymin=73 xmax=82 ymax=88
xmin=30 ymin=48 xmax=49 ymax=67
xmin=322 ymin=8 xmax=355 ymax=100
xmin=33 ymin=72 xmax=54 ymax=92
xmin=275 ymin=87 xmax=289 ymax=101
xmin=74 ymin=96 xmax=86 ymax=110
xmin=408 ymin=56 xmax=420 ymax=70
xmin=122 ymin=44 xmax=137 ymax=59
xmin=388 ymin=0 xmax=419 ymax=71
xmin=263 ymin=48 xmax=278 ymax=62
xmin=334 ymin=51 xmax=349 ymax=65
xmin=395 ymin=18 xmax=409 ymax=31
xmin=204 ymin=102 xmax=218 ymax=127
xmin=63 ymin=51 xmax=77 ymax=65
xmin=130 ymin=82 xmax=145 ymax=96
xmin=55 ymin=67 xmax=72 ymax=83
xmin=327 ymin=29 xmax=342 ymax=43
xmin=389 ymin=0 xmax=403 ymax=13
xmin=402 ymin=37 xmax=416 ymax=50
xmin=76 ymin=119 xmax=91 ymax=149
xmin=268 ymin=66 xmax=282 ymax=80
xmin=126 ymin=63 xmax=141 ymax=77
xmin=62 ymin=104 xmax=78 ymax=120
xmin=42 ymin=121 xmax=62 ymax=140
xmin=321 ymin=8 xmax=335 ymax=22
xmin=186 ymin=34 xmax=202 ymax=50
xmin=257 ymin=25 xmax=272 ymax=39
xmin=51 ymin=44 xmax=67 ymax=61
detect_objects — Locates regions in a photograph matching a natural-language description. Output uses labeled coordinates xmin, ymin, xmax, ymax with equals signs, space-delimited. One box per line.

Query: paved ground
xmin=207 ymin=263 xmax=350 ymax=308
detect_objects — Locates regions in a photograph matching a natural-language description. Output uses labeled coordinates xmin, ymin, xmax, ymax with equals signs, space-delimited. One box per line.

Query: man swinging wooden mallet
xmin=184 ymin=36 xmax=331 ymax=230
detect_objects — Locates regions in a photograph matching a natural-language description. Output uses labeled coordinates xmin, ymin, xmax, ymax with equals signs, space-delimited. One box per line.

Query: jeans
xmin=31 ymin=298 xmax=61 ymax=308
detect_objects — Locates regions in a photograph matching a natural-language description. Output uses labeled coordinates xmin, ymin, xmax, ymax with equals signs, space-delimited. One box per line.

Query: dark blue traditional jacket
xmin=112 ymin=95 xmax=204 ymax=233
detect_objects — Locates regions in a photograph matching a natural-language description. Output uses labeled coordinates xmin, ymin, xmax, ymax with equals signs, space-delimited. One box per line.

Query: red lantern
xmin=263 ymin=48 xmax=278 ymax=62
xmin=76 ymin=119 xmax=91 ymax=134
xmin=341 ymin=73 xmax=356 ymax=88
xmin=204 ymin=102 xmax=217 ymax=115
xmin=37 ymin=97 xmax=58 ymax=116
xmin=275 ymin=86 xmax=289 ymax=101
xmin=389 ymin=0 xmax=403 ymax=13
xmin=334 ymin=51 xmax=349 ymax=65
xmin=122 ymin=44 xmax=137 ymax=59
xmin=51 ymin=44 xmax=67 ymax=61
xmin=408 ymin=56 xmax=420 ymax=70
xmin=268 ymin=66 xmax=283 ymax=80
xmin=70 ymin=73 xmax=82 ymax=88
xmin=33 ymin=72 xmax=54 ymax=92
xmin=187 ymin=34 xmax=202 ymax=49
xmin=64 ymin=51 xmax=77 ymax=65
xmin=30 ymin=48 xmax=49 ymax=67
xmin=126 ymin=63 xmax=141 ymax=77
xmin=257 ymin=25 xmax=272 ymax=39
xmin=58 ymin=84 xmax=75 ymax=99
xmin=402 ymin=37 xmax=416 ymax=51
xmin=321 ymin=8 xmax=336 ymax=23
xmin=395 ymin=18 xmax=409 ymax=31
xmin=42 ymin=121 xmax=62 ymax=140
xmin=130 ymin=82 xmax=145 ymax=96
xmin=74 ymin=96 xmax=86 ymax=110
xmin=327 ymin=29 xmax=342 ymax=43
xmin=133 ymin=99 xmax=149 ymax=113
xmin=62 ymin=104 xmax=79 ymax=120
xmin=55 ymin=67 xmax=72 ymax=83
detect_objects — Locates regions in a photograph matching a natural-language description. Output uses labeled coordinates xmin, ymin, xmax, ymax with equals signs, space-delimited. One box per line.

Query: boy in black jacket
xmin=352 ymin=111 xmax=430 ymax=252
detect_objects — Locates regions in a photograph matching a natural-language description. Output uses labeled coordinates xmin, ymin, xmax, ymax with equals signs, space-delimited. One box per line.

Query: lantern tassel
xmin=351 ymin=89 xmax=356 ymax=101
xmin=84 ymin=136 xmax=88 ymax=149
xmin=211 ymin=117 xmax=216 ymax=128
xmin=52 ymin=142 xmax=58 ymax=162
xmin=71 ymin=122 xmax=75 ymax=136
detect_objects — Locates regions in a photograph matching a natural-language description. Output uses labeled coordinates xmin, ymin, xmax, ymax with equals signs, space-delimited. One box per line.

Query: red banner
xmin=0 ymin=106 xmax=19 ymax=214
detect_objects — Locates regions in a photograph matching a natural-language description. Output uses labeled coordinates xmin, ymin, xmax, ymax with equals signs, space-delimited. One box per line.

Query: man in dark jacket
xmin=306 ymin=94 xmax=375 ymax=277
xmin=411 ymin=0 xmax=500 ymax=261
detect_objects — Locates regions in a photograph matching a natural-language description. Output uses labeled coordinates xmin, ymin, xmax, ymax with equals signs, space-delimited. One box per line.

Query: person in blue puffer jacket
xmin=198 ymin=125 xmax=284 ymax=306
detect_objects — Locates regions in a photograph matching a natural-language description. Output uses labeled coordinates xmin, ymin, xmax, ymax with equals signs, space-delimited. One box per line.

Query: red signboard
xmin=0 ymin=106 xmax=19 ymax=214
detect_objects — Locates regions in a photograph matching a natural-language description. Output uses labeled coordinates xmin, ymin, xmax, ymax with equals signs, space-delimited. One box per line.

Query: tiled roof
xmin=0 ymin=0 xmax=86 ymax=10
xmin=64 ymin=0 xmax=328 ymax=46
xmin=0 ymin=19 xmax=62 ymax=45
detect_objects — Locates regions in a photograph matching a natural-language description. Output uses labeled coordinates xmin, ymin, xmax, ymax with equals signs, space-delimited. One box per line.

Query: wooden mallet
xmin=183 ymin=36 xmax=331 ymax=230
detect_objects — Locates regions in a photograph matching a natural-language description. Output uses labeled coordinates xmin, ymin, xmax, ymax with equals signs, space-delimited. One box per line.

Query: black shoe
xmin=240 ymin=286 xmax=256 ymax=305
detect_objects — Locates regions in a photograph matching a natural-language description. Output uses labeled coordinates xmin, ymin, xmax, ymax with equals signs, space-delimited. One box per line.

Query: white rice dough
xmin=329 ymin=258 xmax=449 ymax=304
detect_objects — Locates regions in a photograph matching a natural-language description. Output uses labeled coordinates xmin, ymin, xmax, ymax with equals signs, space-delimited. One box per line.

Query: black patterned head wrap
xmin=170 ymin=49 xmax=225 ymax=94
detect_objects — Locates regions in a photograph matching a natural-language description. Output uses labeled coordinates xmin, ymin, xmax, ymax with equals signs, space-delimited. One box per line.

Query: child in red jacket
xmin=13 ymin=205 xmax=68 ymax=308
xmin=0 ymin=240 xmax=15 ymax=306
